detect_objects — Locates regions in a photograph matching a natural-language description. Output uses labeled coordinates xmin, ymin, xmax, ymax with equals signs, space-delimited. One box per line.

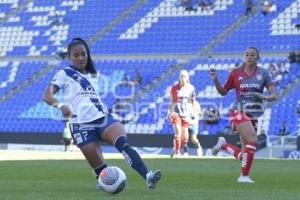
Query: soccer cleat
xmin=211 ymin=137 xmax=226 ymax=156
xmin=170 ymin=151 xmax=181 ymax=158
xmin=237 ymin=175 xmax=255 ymax=184
xmin=170 ymin=152 xmax=174 ymax=158
xmin=172 ymin=153 xmax=182 ymax=158
xmin=197 ymin=147 xmax=203 ymax=156
xmin=146 ymin=170 xmax=162 ymax=189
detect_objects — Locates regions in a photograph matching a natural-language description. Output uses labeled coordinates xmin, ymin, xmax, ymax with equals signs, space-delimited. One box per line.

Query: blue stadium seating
xmin=0 ymin=0 xmax=299 ymax=137
xmin=214 ymin=0 xmax=300 ymax=52
xmin=0 ymin=0 xmax=299 ymax=56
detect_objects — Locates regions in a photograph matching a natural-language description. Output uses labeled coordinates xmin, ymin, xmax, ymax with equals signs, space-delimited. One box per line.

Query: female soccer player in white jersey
xmin=168 ymin=70 xmax=196 ymax=157
xmin=43 ymin=38 xmax=161 ymax=190
xmin=187 ymin=99 xmax=203 ymax=156
xmin=210 ymin=47 xmax=276 ymax=183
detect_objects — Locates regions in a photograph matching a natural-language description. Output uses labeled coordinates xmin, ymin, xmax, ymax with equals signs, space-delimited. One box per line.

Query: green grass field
xmin=0 ymin=158 xmax=299 ymax=200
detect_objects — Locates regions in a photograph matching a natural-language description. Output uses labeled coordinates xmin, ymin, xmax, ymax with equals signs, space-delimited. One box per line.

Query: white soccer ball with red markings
xmin=98 ymin=166 xmax=127 ymax=194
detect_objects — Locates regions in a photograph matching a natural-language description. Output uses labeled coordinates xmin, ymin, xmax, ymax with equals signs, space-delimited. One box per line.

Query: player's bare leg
xmin=190 ymin=134 xmax=202 ymax=156
xmin=181 ymin=126 xmax=189 ymax=156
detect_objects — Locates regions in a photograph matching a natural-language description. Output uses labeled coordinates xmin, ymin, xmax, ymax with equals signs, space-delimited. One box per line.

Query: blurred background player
xmin=168 ymin=70 xmax=196 ymax=158
xmin=43 ymin=38 xmax=161 ymax=190
xmin=184 ymin=99 xmax=203 ymax=156
xmin=209 ymin=47 xmax=276 ymax=183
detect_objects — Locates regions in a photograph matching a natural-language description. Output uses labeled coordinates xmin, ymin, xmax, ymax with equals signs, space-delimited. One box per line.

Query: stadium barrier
xmin=0 ymin=132 xmax=266 ymax=150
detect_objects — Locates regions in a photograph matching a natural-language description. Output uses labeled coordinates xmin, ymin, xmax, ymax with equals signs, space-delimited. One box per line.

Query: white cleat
xmin=146 ymin=170 xmax=162 ymax=189
xmin=212 ymin=137 xmax=226 ymax=156
xmin=170 ymin=152 xmax=182 ymax=158
xmin=197 ymin=147 xmax=203 ymax=156
xmin=237 ymin=175 xmax=255 ymax=184
xmin=173 ymin=154 xmax=182 ymax=158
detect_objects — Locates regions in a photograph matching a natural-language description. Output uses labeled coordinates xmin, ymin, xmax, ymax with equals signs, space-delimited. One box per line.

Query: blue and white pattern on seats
xmin=0 ymin=61 xmax=18 ymax=89
xmin=119 ymin=0 xmax=234 ymax=40
xmin=270 ymin=0 xmax=300 ymax=35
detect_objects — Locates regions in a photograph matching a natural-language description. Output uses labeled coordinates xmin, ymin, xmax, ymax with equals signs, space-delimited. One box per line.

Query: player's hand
xmin=254 ymin=93 xmax=264 ymax=100
xmin=60 ymin=105 xmax=72 ymax=118
xmin=209 ymin=67 xmax=217 ymax=81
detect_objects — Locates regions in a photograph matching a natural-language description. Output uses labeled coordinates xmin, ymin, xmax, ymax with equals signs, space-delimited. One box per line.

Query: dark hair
xmin=67 ymin=38 xmax=96 ymax=74
xmin=248 ymin=46 xmax=260 ymax=60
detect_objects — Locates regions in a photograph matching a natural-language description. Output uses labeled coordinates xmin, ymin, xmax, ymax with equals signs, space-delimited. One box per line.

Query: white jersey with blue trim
xmin=50 ymin=66 xmax=107 ymax=123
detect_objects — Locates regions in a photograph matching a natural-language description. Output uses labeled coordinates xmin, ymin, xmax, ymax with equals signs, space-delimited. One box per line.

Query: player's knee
xmin=173 ymin=131 xmax=181 ymax=137
xmin=247 ymin=138 xmax=258 ymax=146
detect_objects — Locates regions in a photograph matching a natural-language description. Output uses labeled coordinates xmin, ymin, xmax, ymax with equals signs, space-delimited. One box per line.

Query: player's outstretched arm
xmin=43 ymin=85 xmax=60 ymax=107
xmin=43 ymin=85 xmax=72 ymax=118
xmin=209 ymin=68 xmax=228 ymax=96
xmin=255 ymin=85 xmax=277 ymax=102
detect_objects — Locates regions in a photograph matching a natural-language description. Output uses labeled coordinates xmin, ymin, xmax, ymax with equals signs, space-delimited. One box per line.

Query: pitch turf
xmin=0 ymin=158 xmax=299 ymax=200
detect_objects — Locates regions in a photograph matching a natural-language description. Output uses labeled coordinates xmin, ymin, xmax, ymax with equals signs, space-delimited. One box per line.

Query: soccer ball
xmin=98 ymin=166 xmax=127 ymax=194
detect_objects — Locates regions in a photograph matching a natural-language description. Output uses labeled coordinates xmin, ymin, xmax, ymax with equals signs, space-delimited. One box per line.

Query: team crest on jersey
xmin=256 ymin=74 xmax=262 ymax=81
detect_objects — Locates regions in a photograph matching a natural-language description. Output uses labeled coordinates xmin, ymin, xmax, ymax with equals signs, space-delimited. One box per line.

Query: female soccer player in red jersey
xmin=168 ymin=70 xmax=196 ymax=157
xmin=210 ymin=47 xmax=276 ymax=183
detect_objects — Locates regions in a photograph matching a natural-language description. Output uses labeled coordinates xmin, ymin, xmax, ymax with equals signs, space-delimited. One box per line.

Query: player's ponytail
xmin=67 ymin=38 xmax=97 ymax=75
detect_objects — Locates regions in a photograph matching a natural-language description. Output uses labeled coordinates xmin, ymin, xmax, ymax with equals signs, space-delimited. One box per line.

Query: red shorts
xmin=229 ymin=110 xmax=257 ymax=131
xmin=169 ymin=112 xmax=189 ymax=128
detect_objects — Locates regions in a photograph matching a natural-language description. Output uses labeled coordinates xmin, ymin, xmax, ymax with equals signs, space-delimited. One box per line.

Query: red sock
xmin=174 ymin=137 xmax=181 ymax=154
xmin=241 ymin=142 xmax=257 ymax=176
xmin=222 ymin=143 xmax=242 ymax=160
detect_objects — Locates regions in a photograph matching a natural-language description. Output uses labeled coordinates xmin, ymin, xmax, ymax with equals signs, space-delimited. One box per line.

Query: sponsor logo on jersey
xmin=240 ymin=83 xmax=260 ymax=89
xmin=238 ymin=76 xmax=243 ymax=80
xmin=79 ymin=86 xmax=97 ymax=96
xmin=86 ymin=86 xmax=95 ymax=92
xmin=240 ymin=91 xmax=258 ymax=96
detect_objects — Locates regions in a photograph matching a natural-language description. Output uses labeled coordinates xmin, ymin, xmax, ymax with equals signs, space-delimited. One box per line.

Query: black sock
xmin=115 ymin=136 xmax=149 ymax=179
xmin=93 ymin=163 xmax=107 ymax=179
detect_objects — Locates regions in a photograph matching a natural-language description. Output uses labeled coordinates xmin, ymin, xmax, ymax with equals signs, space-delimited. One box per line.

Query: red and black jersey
xmin=224 ymin=66 xmax=273 ymax=117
